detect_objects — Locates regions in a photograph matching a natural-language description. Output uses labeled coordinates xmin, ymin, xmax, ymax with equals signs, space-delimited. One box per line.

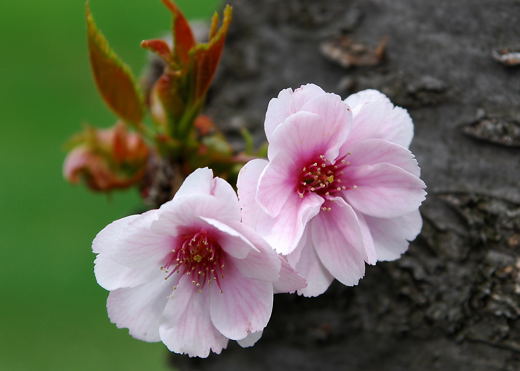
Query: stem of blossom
xmin=176 ymin=101 xmax=204 ymax=143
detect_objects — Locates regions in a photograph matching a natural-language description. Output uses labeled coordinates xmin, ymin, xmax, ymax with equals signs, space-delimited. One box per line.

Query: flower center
xmin=162 ymin=231 xmax=224 ymax=291
xmin=296 ymin=154 xmax=350 ymax=199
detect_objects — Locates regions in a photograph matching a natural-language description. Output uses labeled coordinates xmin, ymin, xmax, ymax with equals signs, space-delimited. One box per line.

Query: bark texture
xmin=170 ymin=0 xmax=520 ymax=369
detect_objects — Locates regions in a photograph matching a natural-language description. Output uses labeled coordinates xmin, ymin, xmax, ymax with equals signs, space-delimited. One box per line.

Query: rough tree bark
xmin=169 ymin=0 xmax=520 ymax=369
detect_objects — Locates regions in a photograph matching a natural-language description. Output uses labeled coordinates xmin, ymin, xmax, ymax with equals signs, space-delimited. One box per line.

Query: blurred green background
xmin=0 ymin=1 xmax=219 ymax=369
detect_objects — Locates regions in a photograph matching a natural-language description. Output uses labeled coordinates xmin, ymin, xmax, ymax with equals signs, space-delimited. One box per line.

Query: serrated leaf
xmin=86 ymin=2 xmax=144 ymax=125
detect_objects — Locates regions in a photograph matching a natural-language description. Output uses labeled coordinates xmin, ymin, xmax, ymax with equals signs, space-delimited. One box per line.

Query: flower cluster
xmin=93 ymin=84 xmax=426 ymax=357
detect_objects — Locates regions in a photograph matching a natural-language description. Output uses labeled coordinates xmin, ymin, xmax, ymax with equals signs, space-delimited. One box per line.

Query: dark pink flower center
xmin=296 ymin=154 xmax=351 ymax=201
xmin=162 ymin=231 xmax=225 ymax=291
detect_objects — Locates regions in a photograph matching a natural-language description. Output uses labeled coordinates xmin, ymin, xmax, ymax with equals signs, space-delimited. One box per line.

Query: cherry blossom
xmin=93 ymin=168 xmax=305 ymax=357
xmin=238 ymin=84 xmax=426 ymax=297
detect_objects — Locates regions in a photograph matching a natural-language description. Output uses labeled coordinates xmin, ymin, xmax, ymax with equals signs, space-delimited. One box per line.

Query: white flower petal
xmin=93 ymin=210 xmax=169 ymax=290
xmin=200 ymin=217 xmax=257 ymax=258
xmin=310 ymin=199 xmax=366 ymax=287
xmin=365 ymin=210 xmax=423 ymax=261
xmin=345 ymin=163 xmax=426 ymax=218
xmin=210 ymin=264 xmax=273 ymax=340
xmin=107 ymin=275 xmax=172 ymax=342
xmin=264 ymin=84 xmax=326 ymax=142
xmin=159 ymin=277 xmax=228 ymax=358
xmin=289 ymin=232 xmax=334 ymax=297
xmin=237 ymin=331 xmax=264 ymax=348
xmin=346 ymin=138 xmax=421 ymax=177
xmin=345 ymin=89 xmax=413 ymax=148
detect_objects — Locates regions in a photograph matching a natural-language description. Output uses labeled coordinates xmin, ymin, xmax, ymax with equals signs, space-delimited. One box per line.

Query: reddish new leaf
xmin=162 ymin=0 xmax=196 ymax=65
xmin=141 ymin=39 xmax=172 ymax=63
xmin=154 ymin=72 xmax=186 ymax=126
xmin=192 ymin=5 xmax=232 ymax=100
xmin=86 ymin=3 xmax=144 ymax=125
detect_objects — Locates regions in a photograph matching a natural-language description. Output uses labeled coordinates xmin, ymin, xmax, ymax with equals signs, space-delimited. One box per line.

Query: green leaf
xmin=86 ymin=2 xmax=144 ymax=126
xmin=240 ymin=127 xmax=255 ymax=155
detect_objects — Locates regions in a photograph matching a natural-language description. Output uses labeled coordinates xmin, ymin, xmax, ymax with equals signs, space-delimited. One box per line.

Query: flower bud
xmin=64 ymin=123 xmax=149 ymax=191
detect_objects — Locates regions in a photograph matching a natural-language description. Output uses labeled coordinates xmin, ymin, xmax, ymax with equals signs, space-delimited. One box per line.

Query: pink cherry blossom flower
xmin=238 ymin=84 xmax=426 ymax=297
xmin=93 ymin=168 xmax=305 ymax=357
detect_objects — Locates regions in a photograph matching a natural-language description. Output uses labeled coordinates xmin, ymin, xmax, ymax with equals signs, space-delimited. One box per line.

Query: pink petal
xmin=256 ymin=155 xmax=296 ymax=217
xmin=365 ymin=210 xmax=423 ymax=261
xmin=200 ymin=217 xmax=257 ymax=259
xmin=238 ymin=158 xmax=321 ymax=256
xmin=92 ymin=214 xmax=140 ymax=254
xmin=159 ymin=277 xmax=228 ymax=357
xmin=237 ymin=330 xmax=263 ymax=348
xmin=264 ymin=84 xmax=325 ymax=142
xmin=273 ymin=257 xmax=307 ymax=294
xmin=267 ymin=110 xmax=348 ymax=162
xmin=152 ymin=196 xmax=208 ymax=235
xmin=237 ymin=159 xmax=270 ymax=229
xmin=310 ymin=198 xmax=366 ymax=287
xmin=93 ymin=211 xmax=169 ymax=290
xmin=291 ymin=83 xmax=326 ymax=108
xmin=288 ymin=232 xmax=334 ymax=297
xmin=174 ymin=167 xmax=214 ymax=199
xmin=107 ymin=275 xmax=172 ymax=342
xmin=228 ymin=223 xmax=281 ymax=282
xmin=264 ymin=88 xmax=293 ymax=142
xmin=344 ymin=89 xmax=391 ymax=115
xmin=263 ymin=192 xmax=323 ymax=255
xmin=153 ymin=194 xmax=239 ymax=236
xmin=211 ymin=177 xmax=241 ymax=218
xmin=300 ymin=92 xmax=352 ymax=145
xmin=354 ymin=211 xmax=377 ymax=265
xmin=345 ymin=163 xmax=426 ymax=218
xmin=345 ymin=89 xmax=413 ymax=148
xmin=345 ymin=139 xmax=421 ymax=177
xmin=94 ymin=255 xmax=146 ymax=291
xmin=209 ymin=264 xmax=273 ymax=340
xmin=173 ymin=168 xmax=241 ymax=221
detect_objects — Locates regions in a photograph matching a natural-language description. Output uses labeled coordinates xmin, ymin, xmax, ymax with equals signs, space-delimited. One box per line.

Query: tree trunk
xmin=170 ymin=0 xmax=520 ymax=369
